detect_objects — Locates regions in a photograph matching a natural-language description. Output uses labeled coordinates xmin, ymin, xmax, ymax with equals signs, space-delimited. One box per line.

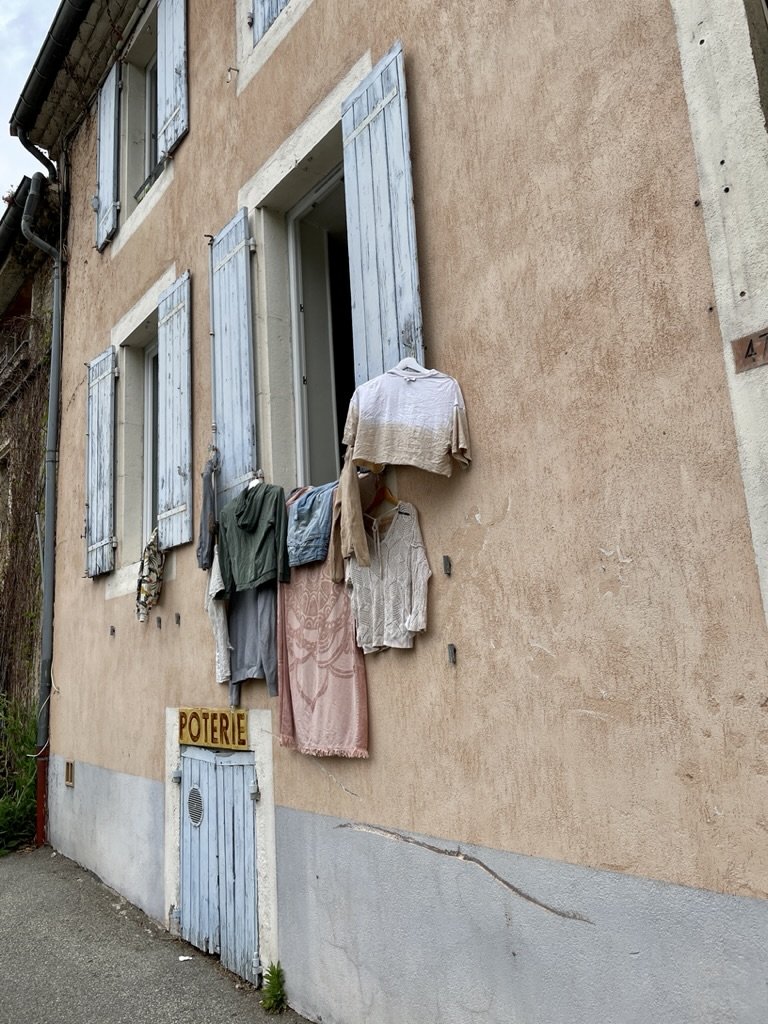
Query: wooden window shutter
xmin=342 ymin=42 xmax=424 ymax=386
xmin=157 ymin=0 xmax=189 ymax=158
xmin=157 ymin=271 xmax=192 ymax=549
xmin=211 ymin=209 xmax=257 ymax=507
xmin=95 ymin=63 xmax=120 ymax=251
xmin=85 ymin=347 xmax=116 ymax=577
xmin=253 ymin=0 xmax=290 ymax=43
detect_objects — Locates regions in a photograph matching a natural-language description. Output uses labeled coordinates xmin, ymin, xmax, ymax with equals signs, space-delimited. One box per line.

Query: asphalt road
xmin=0 ymin=846 xmax=307 ymax=1024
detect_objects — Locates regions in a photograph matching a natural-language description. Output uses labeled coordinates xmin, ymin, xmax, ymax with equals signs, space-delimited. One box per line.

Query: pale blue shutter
xmin=95 ymin=64 xmax=120 ymax=250
xmin=157 ymin=271 xmax=192 ymax=549
xmin=157 ymin=0 xmax=188 ymax=158
xmin=253 ymin=0 xmax=290 ymax=43
xmin=342 ymin=42 xmax=424 ymax=385
xmin=85 ymin=348 xmax=116 ymax=577
xmin=211 ymin=209 xmax=257 ymax=507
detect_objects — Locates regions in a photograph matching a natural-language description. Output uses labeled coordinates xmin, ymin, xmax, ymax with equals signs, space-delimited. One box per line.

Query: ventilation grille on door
xmin=188 ymin=785 xmax=204 ymax=826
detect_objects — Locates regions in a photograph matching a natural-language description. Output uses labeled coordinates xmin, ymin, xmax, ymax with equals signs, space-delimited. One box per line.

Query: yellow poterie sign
xmin=179 ymin=707 xmax=248 ymax=750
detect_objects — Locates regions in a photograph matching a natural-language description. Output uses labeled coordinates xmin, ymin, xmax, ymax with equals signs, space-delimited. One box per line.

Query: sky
xmin=0 ymin=0 xmax=62 ymax=197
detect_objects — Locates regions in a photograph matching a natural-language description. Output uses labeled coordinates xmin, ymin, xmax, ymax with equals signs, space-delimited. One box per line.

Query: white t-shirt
xmin=343 ymin=366 xmax=471 ymax=477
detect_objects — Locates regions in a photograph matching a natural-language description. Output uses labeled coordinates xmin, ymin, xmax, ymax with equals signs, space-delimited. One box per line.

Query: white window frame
xmin=120 ymin=4 xmax=162 ymax=219
xmin=235 ymin=55 xmax=372 ymax=488
xmin=108 ymin=268 xmax=176 ymax=592
xmin=98 ymin=0 xmax=186 ymax=258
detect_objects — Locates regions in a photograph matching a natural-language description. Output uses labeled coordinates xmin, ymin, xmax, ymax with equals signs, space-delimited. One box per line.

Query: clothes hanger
xmin=393 ymin=356 xmax=430 ymax=374
xmin=365 ymin=482 xmax=399 ymax=515
xmin=247 ymin=469 xmax=265 ymax=489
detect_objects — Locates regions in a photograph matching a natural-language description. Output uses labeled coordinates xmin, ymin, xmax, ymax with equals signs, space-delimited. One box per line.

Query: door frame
xmin=164 ymin=708 xmax=278 ymax=967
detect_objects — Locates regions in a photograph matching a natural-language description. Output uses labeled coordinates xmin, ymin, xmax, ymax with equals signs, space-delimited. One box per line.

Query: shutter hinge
xmin=253 ymin=954 xmax=263 ymax=982
xmin=247 ymin=10 xmax=254 ymax=27
xmin=249 ymin=778 xmax=261 ymax=801
xmin=111 ymin=536 xmax=118 ymax=549
xmin=113 ymin=364 xmax=120 ymax=378
xmin=248 ymin=236 xmax=257 ymax=253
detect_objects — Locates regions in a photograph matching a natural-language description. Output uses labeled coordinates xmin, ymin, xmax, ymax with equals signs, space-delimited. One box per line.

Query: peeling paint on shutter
xmin=157 ymin=271 xmax=192 ymax=549
xmin=96 ymin=63 xmax=120 ymax=251
xmin=253 ymin=0 xmax=290 ymax=43
xmin=157 ymin=0 xmax=189 ymax=158
xmin=342 ymin=42 xmax=424 ymax=385
xmin=211 ymin=209 xmax=257 ymax=507
xmin=85 ymin=347 xmax=116 ymax=577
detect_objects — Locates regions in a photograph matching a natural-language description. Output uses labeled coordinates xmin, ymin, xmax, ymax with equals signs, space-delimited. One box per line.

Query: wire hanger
xmin=247 ymin=468 xmax=265 ymax=489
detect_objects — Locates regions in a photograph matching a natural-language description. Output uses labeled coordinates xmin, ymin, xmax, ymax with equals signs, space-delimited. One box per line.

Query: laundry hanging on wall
xmin=136 ymin=527 xmax=165 ymax=622
xmin=342 ymin=357 xmax=471 ymax=476
xmin=345 ymin=500 xmax=431 ymax=654
xmin=196 ymin=453 xmax=218 ymax=571
xmin=278 ymin=486 xmax=368 ymax=757
xmin=286 ymin=479 xmax=337 ymax=567
xmin=216 ymin=480 xmax=290 ymax=699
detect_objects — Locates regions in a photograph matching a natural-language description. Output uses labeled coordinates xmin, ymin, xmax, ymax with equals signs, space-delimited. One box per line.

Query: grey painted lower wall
xmin=276 ymin=808 xmax=768 ymax=1024
xmin=48 ymin=755 xmax=164 ymax=922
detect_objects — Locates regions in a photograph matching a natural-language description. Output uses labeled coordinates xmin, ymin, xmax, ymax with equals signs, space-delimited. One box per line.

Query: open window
xmin=212 ymin=43 xmax=423 ymax=492
xmin=95 ymin=0 xmax=188 ymax=249
xmin=288 ymin=168 xmax=355 ymax=484
xmin=121 ymin=7 xmax=161 ymax=213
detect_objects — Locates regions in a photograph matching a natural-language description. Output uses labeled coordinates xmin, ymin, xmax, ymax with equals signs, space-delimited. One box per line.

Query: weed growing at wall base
xmin=0 ymin=696 xmax=36 ymax=854
xmin=260 ymin=961 xmax=287 ymax=1014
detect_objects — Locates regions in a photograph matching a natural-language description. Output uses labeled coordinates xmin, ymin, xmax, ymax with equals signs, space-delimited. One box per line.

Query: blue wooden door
xmin=216 ymin=753 xmax=260 ymax=982
xmin=180 ymin=747 xmax=220 ymax=954
xmin=180 ymin=747 xmax=260 ymax=982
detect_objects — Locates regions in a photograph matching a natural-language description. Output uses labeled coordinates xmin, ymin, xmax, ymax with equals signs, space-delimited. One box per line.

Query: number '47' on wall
xmin=731 ymin=328 xmax=768 ymax=374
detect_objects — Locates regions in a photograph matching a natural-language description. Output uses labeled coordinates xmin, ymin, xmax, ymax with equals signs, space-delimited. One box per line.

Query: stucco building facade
xmin=9 ymin=1 xmax=768 ymax=1020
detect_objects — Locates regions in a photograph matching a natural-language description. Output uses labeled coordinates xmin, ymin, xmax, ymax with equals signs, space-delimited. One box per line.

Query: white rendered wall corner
xmin=671 ymin=0 xmax=768 ymax=622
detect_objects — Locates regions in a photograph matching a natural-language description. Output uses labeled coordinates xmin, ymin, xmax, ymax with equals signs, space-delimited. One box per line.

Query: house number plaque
xmin=731 ymin=328 xmax=768 ymax=374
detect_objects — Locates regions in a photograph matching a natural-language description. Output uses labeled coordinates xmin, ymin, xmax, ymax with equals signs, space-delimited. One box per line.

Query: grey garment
xmin=196 ymin=457 xmax=217 ymax=570
xmin=227 ymin=583 xmax=278 ymax=696
xmin=204 ymin=545 xmax=231 ymax=685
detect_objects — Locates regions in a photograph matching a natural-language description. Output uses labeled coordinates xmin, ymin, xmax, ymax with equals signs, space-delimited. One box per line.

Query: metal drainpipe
xmin=17 ymin=129 xmax=57 ymax=183
xmin=21 ymin=170 xmax=63 ymax=847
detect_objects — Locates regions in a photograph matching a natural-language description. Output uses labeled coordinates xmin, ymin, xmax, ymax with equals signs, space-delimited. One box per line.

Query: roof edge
xmin=10 ymin=0 xmax=95 ymax=137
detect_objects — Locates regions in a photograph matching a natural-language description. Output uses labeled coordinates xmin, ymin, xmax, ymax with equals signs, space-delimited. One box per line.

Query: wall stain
xmin=338 ymin=822 xmax=594 ymax=925
xmin=598 ymin=545 xmax=633 ymax=596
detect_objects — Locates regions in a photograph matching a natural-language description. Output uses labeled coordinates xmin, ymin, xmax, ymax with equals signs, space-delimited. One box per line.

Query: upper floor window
xmin=251 ymin=0 xmax=291 ymax=43
xmin=84 ymin=272 xmax=193 ymax=577
xmin=94 ymin=0 xmax=188 ymax=250
xmin=209 ymin=43 xmax=423 ymax=495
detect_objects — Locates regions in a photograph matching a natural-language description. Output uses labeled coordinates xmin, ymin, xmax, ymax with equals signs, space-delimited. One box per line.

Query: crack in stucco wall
xmin=338 ymin=822 xmax=594 ymax=924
